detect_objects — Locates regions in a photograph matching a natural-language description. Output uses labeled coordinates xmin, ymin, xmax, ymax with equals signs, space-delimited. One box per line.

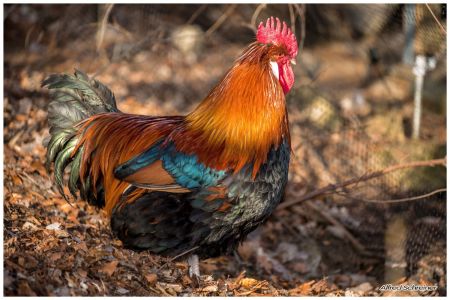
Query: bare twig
xmin=336 ymin=188 xmax=446 ymax=204
xmin=187 ymin=4 xmax=207 ymax=25
xmin=278 ymin=157 xmax=446 ymax=210
xmin=293 ymin=4 xmax=306 ymax=55
xmin=205 ymin=4 xmax=237 ymax=37
xmin=288 ymin=4 xmax=296 ymax=35
xmin=93 ymin=27 xmax=164 ymax=78
xmin=297 ymin=202 xmax=368 ymax=254
xmin=4 ymin=4 xmax=18 ymax=21
xmin=17 ymin=172 xmax=39 ymax=188
xmin=96 ymin=4 xmax=114 ymax=52
xmin=251 ymin=3 xmax=267 ymax=29
xmin=425 ymin=4 xmax=447 ymax=34
xmin=7 ymin=129 xmax=24 ymax=148
xmin=156 ymin=246 xmax=199 ymax=272
xmin=240 ymin=22 xmax=257 ymax=34
xmin=302 ymin=140 xmax=338 ymax=185
xmin=278 ymin=217 xmax=302 ymax=239
xmin=235 ymin=280 xmax=269 ymax=296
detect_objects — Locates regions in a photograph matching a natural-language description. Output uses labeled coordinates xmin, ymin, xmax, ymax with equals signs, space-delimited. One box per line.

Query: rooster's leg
xmin=234 ymin=249 xmax=244 ymax=266
xmin=188 ymin=254 xmax=200 ymax=279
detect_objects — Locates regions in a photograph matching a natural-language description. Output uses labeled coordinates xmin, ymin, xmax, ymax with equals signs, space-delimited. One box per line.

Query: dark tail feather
xmin=42 ymin=69 xmax=118 ymax=199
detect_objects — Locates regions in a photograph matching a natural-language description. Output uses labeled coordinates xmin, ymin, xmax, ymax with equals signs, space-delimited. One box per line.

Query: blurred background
xmin=4 ymin=3 xmax=447 ymax=296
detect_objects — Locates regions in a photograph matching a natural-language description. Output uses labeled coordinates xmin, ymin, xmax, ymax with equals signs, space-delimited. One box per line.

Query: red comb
xmin=256 ymin=17 xmax=298 ymax=58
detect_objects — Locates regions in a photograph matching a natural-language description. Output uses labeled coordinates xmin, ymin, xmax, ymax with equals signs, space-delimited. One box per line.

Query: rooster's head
xmin=257 ymin=16 xmax=298 ymax=94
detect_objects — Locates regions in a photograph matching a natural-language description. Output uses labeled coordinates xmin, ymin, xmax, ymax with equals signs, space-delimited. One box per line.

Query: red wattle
xmin=278 ymin=63 xmax=294 ymax=94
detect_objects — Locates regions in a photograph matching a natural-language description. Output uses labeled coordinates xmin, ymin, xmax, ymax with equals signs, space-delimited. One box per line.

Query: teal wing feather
xmin=114 ymin=142 xmax=227 ymax=191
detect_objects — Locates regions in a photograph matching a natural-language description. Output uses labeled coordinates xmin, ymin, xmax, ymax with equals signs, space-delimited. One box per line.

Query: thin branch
xmin=293 ymin=4 xmax=306 ymax=55
xmin=187 ymin=4 xmax=207 ymax=25
xmin=170 ymin=246 xmax=199 ymax=261
xmin=251 ymin=3 xmax=267 ymax=29
xmin=240 ymin=22 xmax=257 ymax=34
xmin=337 ymin=188 xmax=446 ymax=204
xmin=425 ymin=4 xmax=447 ymax=35
xmin=288 ymin=4 xmax=296 ymax=36
xmin=96 ymin=4 xmax=114 ymax=52
xmin=297 ymin=202 xmax=368 ymax=255
xmin=278 ymin=157 xmax=446 ymax=210
xmin=302 ymin=140 xmax=338 ymax=185
xmin=156 ymin=246 xmax=199 ymax=272
xmin=93 ymin=27 xmax=164 ymax=78
xmin=205 ymin=4 xmax=237 ymax=38
xmin=4 ymin=4 xmax=18 ymax=21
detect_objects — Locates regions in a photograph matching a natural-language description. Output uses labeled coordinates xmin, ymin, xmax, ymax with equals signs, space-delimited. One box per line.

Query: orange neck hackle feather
xmin=171 ymin=42 xmax=291 ymax=177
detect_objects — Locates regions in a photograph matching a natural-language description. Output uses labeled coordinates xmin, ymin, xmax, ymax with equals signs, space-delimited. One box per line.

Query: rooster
xmin=43 ymin=17 xmax=298 ymax=277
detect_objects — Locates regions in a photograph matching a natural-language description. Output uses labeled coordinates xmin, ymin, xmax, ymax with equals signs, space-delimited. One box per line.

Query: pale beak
xmin=290 ymin=59 xmax=296 ymax=65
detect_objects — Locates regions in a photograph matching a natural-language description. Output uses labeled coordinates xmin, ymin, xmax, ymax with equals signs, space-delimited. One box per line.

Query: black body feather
xmin=111 ymin=140 xmax=290 ymax=258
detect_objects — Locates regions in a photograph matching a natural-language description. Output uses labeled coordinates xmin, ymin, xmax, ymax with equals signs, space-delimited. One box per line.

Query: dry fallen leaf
xmin=77 ymin=269 xmax=88 ymax=278
xmin=239 ymin=277 xmax=259 ymax=289
xmin=200 ymin=285 xmax=218 ymax=293
xmin=12 ymin=174 xmax=23 ymax=185
xmin=54 ymin=229 xmax=70 ymax=238
xmin=18 ymin=257 xmax=25 ymax=267
xmin=181 ymin=274 xmax=192 ymax=286
xmin=74 ymin=241 xmax=88 ymax=252
xmin=50 ymin=252 xmax=63 ymax=261
xmin=22 ymin=222 xmax=38 ymax=231
xmin=18 ymin=280 xmax=36 ymax=296
xmin=30 ymin=160 xmax=47 ymax=176
xmin=311 ymin=279 xmax=332 ymax=294
xmin=46 ymin=222 xmax=61 ymax=230
xmin=145 ymin=273 xmax=158 ymax=285
xmin=116 ymin=287 xmax=129 ymax=295
xmin=100 ymin=260 xmax=119 ymax=277
xmin=289 ymin=280 xmax=315 ymax=296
